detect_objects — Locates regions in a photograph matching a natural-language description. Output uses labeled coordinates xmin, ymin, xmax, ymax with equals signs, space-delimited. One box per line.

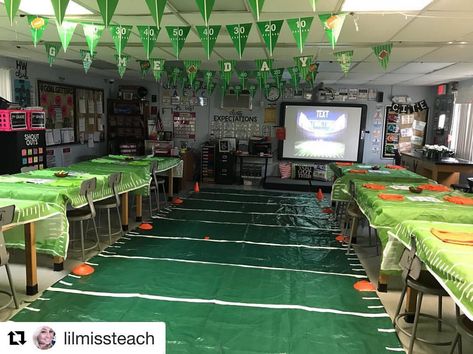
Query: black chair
xmin=450 ymin=313 xmax=473 ymax=354
xmin=393 ymin=239 xmax=454 ymax=354
xmin=0 ymin=205 xmax=19 ymax=311
xmin=95 ymin=173 xmax=122 ymax=244
xmin=451 ymin=177 xmax=473 ymax=193
xmin=67 ymin=178 xmax=101 ymax=261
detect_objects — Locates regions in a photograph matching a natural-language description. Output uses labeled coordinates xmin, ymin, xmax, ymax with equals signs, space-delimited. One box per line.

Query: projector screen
xmin=280 ymin=103 xmax=366 ymax=162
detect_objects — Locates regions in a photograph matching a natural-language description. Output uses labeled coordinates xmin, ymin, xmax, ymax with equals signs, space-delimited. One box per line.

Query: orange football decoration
xmin=31 ymin=17 xmax=45 ymax=29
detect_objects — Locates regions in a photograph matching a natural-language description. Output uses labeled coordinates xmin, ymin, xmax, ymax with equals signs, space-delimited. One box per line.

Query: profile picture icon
xmin=33 ymin=326 xmax=56 ymax=350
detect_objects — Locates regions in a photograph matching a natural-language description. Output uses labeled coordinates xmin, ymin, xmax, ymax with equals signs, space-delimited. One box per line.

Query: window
xmin=0 ymin=68 xmax=12 ymax=102
xmin=451 ymin=103 xmax=473 ymax=161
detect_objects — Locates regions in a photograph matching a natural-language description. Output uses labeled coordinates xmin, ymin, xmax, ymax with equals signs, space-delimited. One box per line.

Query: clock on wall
xmin=265 ymin=86 xmax=280 ymax=102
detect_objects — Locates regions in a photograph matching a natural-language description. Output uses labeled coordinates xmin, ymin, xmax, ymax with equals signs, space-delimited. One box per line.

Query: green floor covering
xmin=12 ymin=188 xmax=403 ymax=353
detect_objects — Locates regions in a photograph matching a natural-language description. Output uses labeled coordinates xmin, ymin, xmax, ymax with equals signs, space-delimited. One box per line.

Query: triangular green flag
xmin=335 ymin=50 xmax=353 ymax=75
xmin=80 ymin=49 xmax=96 ymax=74
xmin=255 ymin=58 xmax=273 ymax=87
xmin=204 ymin=71 xmax=215 ymax=89
xmin=372 ymin=43 xmax=393 ymax=70
xmin=138 ymin=60 xmax=151 ymax=78
xmin=50 ymin=0 xmax=70 ymax=25
xmin=110 ymin=25 xmax=133 ymax=57
xmin=319 ymin=13 xmax=346 ymax=49
xmin=166 ymin=26 xmax=191 ymax=59
xmin=83 ymin=24 xmax=105 ymax=55
xmin=207 ymin=82 xmax=216 ymax=96
xmin=196 ymin=25 xmax=221 ymax=60
xmin=247 ymin=0 xmax=265 ymax=21
xmin=305 ymin=62 xmax=318 ymax=87
xmin=96 ymin=0 xmax=119 ymax=27
xmin=115 ymin=54 xmax=129 ymax=78
xmin=286 ymin=17 xmax=314 ymax=54
xmin=56 ymin=21 xmax=77 ymax=52
xmin=219 ymin=60 xmax=235 ymax=86
xmin=287 ymin=66 xmax=300 ymax=89
xmin=170 ymin=67 xmax=181 ymax=87
xmin=150 ymin=58 xmax=165 ymax=81
xmin=255 ymin=71 xmax=264 ymax=90
xmin=137 ymin=25 xmax=160 ymax=60
xmin=238 ymin=71 xmax=249 ymax=90
xmin=248 ymin=84 xmax=257 ymax=98
xmin=184 ymin=60 xmax=201 ymax=86
xmin=45 ymin=42 xmax=61 ymax=67
xmin=256 ymin=20 xmax=283 ymax=57
xmin=5 ymin=0 xmax=21 ymax=26
xmin=145 ymin=0 xmax=167 ymax=29
xmin=226 ymin=23 xmax=252 ymax=59
xmin=195 ymin=0 xmax=215 ymax=27
xmin=294 ymin=56 xmax=313 ymax=81
xmin=270 ymin=68 xmax=284 ymax=88
xmin=27 ymin=16 xmax=49 ymax=47
xmin=234 ymin=84 xmax=242 ymax=99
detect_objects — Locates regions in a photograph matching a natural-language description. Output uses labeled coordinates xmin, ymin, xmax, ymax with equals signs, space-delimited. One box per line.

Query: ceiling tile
xmin=368 ymin=73 xmax=424 ymax=85
xmin=391 ymin=62 xmax=455 ymax=74
xmin=350 ymin=62 xmax=404 ymax=74
xmin=418 ymin=45 xmax=473 ymax=62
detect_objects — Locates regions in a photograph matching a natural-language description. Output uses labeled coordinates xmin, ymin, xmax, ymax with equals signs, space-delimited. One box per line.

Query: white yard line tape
xmin=47 ymin=287 xmax=390 ymax=318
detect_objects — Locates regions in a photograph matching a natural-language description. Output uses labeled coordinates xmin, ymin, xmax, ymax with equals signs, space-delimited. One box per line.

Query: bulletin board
xmin=382 ymin=105 xmax=429 ymax=158
xmin=38 ymin=81 xmax=104 ymax=146
xmin=173 ymin=111 xmax=196 ymax=139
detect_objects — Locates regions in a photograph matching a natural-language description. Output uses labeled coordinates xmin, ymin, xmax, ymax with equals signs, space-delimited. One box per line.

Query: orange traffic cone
xmin=316 ymin=188 xmax=324 ymax=201
xmin=194 ymin=181 xmax=200 ymax=193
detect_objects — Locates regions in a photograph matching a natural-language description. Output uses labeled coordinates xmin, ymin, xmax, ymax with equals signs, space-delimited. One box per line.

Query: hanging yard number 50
xmin=173 ymin=28 xmax=185 ymax=37
xmin=265 ymin=23 xmax=277 ymax=32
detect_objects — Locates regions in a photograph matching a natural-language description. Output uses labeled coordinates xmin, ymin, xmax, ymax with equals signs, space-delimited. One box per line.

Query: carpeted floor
xmin=12 ymin=188 xmax=403 ymax=353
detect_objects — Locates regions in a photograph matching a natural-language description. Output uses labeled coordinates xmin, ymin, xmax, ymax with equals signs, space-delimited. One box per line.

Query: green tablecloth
xmin=354 ymin=181 xmax=473 ymax=271
xmin=329 ymin=163 xmax=429 ymax=202
xmin=388 ymin=220 xmax=473 ymax=320
xmin=93 ymin=155 xmax=181 ymax=173
xmin=0 ymin=198 xmax=67 ymax=258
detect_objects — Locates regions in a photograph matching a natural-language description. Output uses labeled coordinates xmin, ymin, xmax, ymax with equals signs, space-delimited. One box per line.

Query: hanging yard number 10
xmin=173 ymin=28 xmax=185 ymax=37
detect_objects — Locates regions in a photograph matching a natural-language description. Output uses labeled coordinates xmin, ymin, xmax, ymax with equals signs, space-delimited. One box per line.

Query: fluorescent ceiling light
xmin=342 ymin=0 xmax=433 ymax=12
xmin=0 ymin=0 xmax=93 ymax=16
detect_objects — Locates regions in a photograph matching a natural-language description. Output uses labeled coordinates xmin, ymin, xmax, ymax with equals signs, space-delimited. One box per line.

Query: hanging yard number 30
xmin=234 ymin=26 xmax=246 ymax=35
xmin=116 ymin=26 xmax=128 ymax=37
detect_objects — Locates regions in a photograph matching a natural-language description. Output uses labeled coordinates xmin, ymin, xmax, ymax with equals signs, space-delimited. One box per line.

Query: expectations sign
xmin=213 ymin=109 xmax=258 ymax=123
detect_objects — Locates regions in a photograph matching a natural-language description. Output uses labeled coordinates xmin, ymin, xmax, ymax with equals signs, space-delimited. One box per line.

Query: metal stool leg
xmin=92 ymin=217 xmax=101 ymax=252
xmin=116 ymin=206 xmax=123 ymax=236
xmin=449 ymin=333 xmax=460 ymax=354
xmin=368 ymin=226 xmax=372 ymax=246
xmin=79 ymin=220 xmax=85 ymax=261
xmin=438 ymin=296 xmax=443 ymax=332
xmin=346 ymin=215 xmax=359 ymax=255
xmin=107 ymin=208 xmax=112 ymax=244
xmin=5 ymin=264 xmax=19 ymax=309
xmin=394 ymin=283 xmax=408 ymax=325
xmin=408 ymin=292 xmax=424 ymax=354
xmin=156 ymin=185 xmax=160 ymax=212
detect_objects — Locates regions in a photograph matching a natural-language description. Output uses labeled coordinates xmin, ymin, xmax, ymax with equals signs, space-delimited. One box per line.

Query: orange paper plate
xmin=139 ymin=223 xmax=153 ymax=230
xmin=419 ymin=184 xmax=450 ymax=192
xmin=431 ymin=228 xmax=473 ymax=245
xmin=348 ymin=169 xmax=368 ymax=174
xmin=172 ymin=197 xmax=184 ymax=205
xmin=385 ymin=165 xmax=405 ymax=170
xmin=72 ymin=263 xmax=95 ymax=276
xmin=444 ymin=195 xmax=473 ymax=205
xmin=335 ymin=235 xmax=349 ymax=243
xmin=363 ymin=183 xmax=386 ymax=190
xmin=353 ymin=280 xmax=376 ymax=292
xmin=378 ymin=193 xmax=405 ymax=201
xmin=322 ymin=207 xmax=334 ymax=214
xmin=335 ymin=162 xmax=353 ymax=166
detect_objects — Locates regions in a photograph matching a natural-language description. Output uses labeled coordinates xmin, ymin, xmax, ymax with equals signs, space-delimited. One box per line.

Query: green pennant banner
xmin=204 ymin=71 xmax=215 ymax=89
xmin=170 ymin=67 xmax=181 ymax=87
xmin=180 ymin=75 xmax=188 ymax=92
xmin=256 ymin=58 xmax=273 ymax=87
xmin=51 ymin=0 xmax=70 ymax=25
xmin=195 ymin=0 xmax=215 ymax=27
xmin=309 ymin=0 xmax=317 ymax=12
xmin=150 ymin=58 xmax=165 ymax=81
xmin=115 ymin=54 xmax=129 ymax=78
xmin=248 ymin=84 xmax=257 ymax=98
xmin=145 ymin=0 xmax=167 ymax=29
xmin=256 ymin=20 xmax=283 ymax=57
xmin=138 ymin=60 xmax=151 ymax=78
xmin=137 ymin=25 xmax=160 ymax=59
xmin=372 ymin=43 xmax=393 ymax=70
xmin=226 ymin=23 xmax=252 ymax=59
xmin=255 ymin=71 xmax=264 ymax=90
xmin=286 ymin=17 xmax=314 ymax=54
xmin=45 ymin=42 xmax=61 ymax=67
xmin=334 ymin=50 xmax=353 ymax=75
xmin=28 ymin=16 xmax=49 ymax=47
xmin=234 ymin=84 xmax=242 ymax=98
xmin=305 ymin=62 xmax=319 ymax=87
xmin=196 ymin=25 xmax=221 ymax=60
xmin=238 ymin=71 xmax=249 ymax=90
xmin=270 ymin=68 xmax=284 ymax=88
xmin=5 ymin=0 xmax=21 ymax=26
xmin=83 ymin=24 xmax=105 ymax=55
xmin=192 ymin=80 xmax=202 ymax=91
xmin=96 ymin=0 xmax=118 ymax=27
xmin=219 ymin=60 xmax=235 ymax=86
xmin=110 ymin=25 xmax=133 ymax=57
xmin=287 ymin=66 xmax=301 ymax=89
xmin=166 ymin=26 xmax=191 ymax=59
xmin=247 ymin=0 xmax=265 ymax=20
xmin=184 ymin=60 xmax=201 ymax=86
xmin=207 ymin=82 xmax=216 ymax=95
xmin=294 ymin=55 xmax=313 ymax=81
xmin=80 ymin=49 xmax=95 ymax=74
xmin=56 ymin=21 xmax=77 ymax=52
xmin=319 ymin=13 xmax=346 ymax=49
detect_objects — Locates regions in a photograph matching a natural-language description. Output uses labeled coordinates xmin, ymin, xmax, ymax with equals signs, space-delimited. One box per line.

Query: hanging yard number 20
xmin=265 ymin=23 xmax=277 ymax=32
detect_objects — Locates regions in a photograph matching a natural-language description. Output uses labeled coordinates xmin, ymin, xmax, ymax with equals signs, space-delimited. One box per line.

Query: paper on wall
xmin=413 ymin=120 xmax=426 ymax=131
xmin=53 ymin=129 xmax=62 ymax=144
xmin=88 ymin=117 xmax=95 ymax=125
xmin=96 ymin=100 xmax=103 ymax=114
xmin=79 ymin=118 xmax=86 ymax=132
xmin=93 ymin=131 xmax=101 ymax=142
xmin=45 ymin=129 xmax=54 ymax=146
xmin=399 ymin=141 xmax=412 ymax=151
xmin=79 ymin=98 xmax=86 ymax=114
xmin=411 ymin=135 xmax=423 ymax=145
xmin=400 ymin=128 xmax=413 ymax=138
xmin=88 ymin=100 xmax=95 ymax=113
xmin=401 ymin=114 xmax=414 ymax=125
xmin=88 ymin=134 xmax=94 ymax=148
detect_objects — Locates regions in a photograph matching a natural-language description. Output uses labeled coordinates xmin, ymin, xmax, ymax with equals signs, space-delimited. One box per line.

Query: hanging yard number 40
xmin=203 ymin=27 xmax=215 ymax=36
xmin=144 ymin=27 xmax=156 ymax=37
